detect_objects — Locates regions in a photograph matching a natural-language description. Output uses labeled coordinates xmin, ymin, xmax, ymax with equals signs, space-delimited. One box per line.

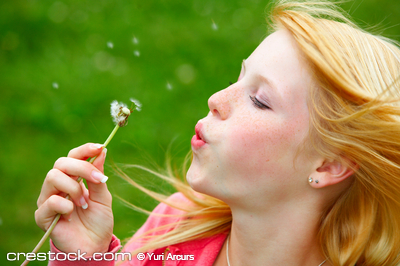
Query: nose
xmin=207 ymin=88 xmax=232 ymax=120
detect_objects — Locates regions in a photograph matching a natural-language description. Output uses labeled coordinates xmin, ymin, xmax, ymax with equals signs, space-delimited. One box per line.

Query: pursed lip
xmin=195 ymin=123 xmax=206 ymax=142
xmin=191 ymin=122 xmax=207 ymax=149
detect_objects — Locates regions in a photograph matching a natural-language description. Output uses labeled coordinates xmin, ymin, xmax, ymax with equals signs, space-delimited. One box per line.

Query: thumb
xmin=86 ymin=149 xmax=112 ymax=206
xmin=92 ymin=148 xmax=107 ymax=173
xmin=86 ymin=181 xmax=112 ymax=207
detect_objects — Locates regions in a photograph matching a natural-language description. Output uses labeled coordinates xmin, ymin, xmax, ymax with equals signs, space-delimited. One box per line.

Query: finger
xmin=80 ymin=181 xmax=89 ymax=198
xmin=35 ymin=195 xmax=74 ymax=231
xmin=37 ymin=169 xmax=86 ymax=208
xmin=67 ymin=143 xmax=104 ymax=161
xmin=78 ymin=181 xmax=90 ymax=206
xmin=54 ymin=157 xmax=109 ymax=184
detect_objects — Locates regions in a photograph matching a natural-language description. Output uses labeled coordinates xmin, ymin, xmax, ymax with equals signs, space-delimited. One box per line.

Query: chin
xmin=186 ymin=166 xmax=201 ymax=190
xmin=186 ymin=166 xmax=226 ymax=202
xmin=186 ymin=166 xmax=211 ymax=195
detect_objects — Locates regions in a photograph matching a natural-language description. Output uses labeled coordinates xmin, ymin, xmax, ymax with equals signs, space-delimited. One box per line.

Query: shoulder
xmin=154 ymin=192 xmax=192 ymax=214
xmin=121 ymin=192 xmax=228 ymax=265
xmin=123 ymin=192 xmax=192 ymax=249
xmin=144 ymin=192 xmax=192 ymax=227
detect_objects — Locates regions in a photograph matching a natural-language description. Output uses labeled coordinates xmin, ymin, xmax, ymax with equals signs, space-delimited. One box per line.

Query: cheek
xmin=227 ymin=123 xmax=281 ymax=164
xmin=224 ymin=119 xmax=301 ymax=176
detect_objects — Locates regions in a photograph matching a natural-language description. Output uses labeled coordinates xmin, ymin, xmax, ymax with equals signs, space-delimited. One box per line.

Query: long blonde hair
xmin=117 ymin=1 xmax=400 ymax=265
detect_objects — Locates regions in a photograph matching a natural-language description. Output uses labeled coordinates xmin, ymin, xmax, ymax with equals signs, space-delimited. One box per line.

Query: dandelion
xmin=52 ymin=82 xmax=59 ymax=89
xmin=22 ymin=99 xmax=141 ymax=266
xmin=107 ymin=41 xmax=114 ymax=49
xmin=110 ymin=99 xmax=140 ymax=127
xmin=111 ymin=100 xmax=130 ymax=127
xmin=134 ymin=50 xmax=140 ymax=57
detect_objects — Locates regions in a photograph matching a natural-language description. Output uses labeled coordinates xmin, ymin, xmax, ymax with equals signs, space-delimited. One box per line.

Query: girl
xmin=35 ymin=0 xmax=400 ymax=265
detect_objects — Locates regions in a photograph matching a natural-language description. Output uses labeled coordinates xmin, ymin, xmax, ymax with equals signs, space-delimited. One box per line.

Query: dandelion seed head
xmin=111 ymin=100 xmax=130 ymax=127
xmin=132 ymin=37 xmax=139 ymax=44
xmin=134 ymin=50 xmax=140 ymax=57
xmin=52 ymin=82 xmax=59 ymax=89
xmin=110 ymin=99 xmax=141 ymax=127
xmin=121 ymin=107 xmax=130 ymax=115
xmin=107 ymin=41 xmax=114 ymax=49
xmin=166 ymin=82 xmax=172 ymax=90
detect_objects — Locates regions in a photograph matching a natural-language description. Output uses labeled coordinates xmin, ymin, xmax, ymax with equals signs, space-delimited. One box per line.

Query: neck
xmin=224 ymin=200 xmax=329 ymax=266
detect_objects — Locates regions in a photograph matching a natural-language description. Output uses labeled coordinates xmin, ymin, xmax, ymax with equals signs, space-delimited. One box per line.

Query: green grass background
xmin=1 ymin=0 xmax=399 ymax=264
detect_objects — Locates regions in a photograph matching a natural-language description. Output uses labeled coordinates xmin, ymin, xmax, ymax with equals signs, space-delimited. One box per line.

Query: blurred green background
xmin=1 ymin=0 xmax=399 ymax=264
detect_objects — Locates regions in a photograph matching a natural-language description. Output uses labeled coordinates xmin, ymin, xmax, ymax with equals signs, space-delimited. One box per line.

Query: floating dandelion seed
xmin=130 ymin=98 xmax=142 ymax=111
xmin=166 ymin=82 xmax=172 ymax=90
xmin=52 ymin=82 xmax=59 ymax=89
xmin=212 ymin=19 xmax=218 ymax=31
xmin=107 ymin=41 xmax=114 ymax=49
xmin=134 ymin=50 xmax=140 ymax=57
xmin=132 ymin=36 xmax=139 ymax=44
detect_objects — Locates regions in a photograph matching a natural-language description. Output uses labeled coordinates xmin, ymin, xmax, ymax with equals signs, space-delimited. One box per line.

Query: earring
xmin=315 ymin=180 xmax=319 ymax=184
xmin=308 ymin=177 xmax=313 ymax=183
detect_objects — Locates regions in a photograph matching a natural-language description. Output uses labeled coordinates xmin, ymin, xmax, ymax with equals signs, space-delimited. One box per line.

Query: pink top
xmin=49 ymin=193 xmax=228 ymax=265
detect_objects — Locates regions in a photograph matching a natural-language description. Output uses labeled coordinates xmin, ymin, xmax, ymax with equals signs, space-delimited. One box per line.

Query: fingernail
xmin=92 ymin=170 xmax=108 ymax=183
xmin=103 ymin=148 xmax=108 ymax=156
xmin=92 ymin=144 xmax=104 ymax=149
xmin=80 ymin=197 xmax=88 ymax=209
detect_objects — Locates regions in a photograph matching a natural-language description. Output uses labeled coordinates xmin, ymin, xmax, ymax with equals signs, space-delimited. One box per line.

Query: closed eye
xmin=250 ymin=95 xmax=270 ymax=110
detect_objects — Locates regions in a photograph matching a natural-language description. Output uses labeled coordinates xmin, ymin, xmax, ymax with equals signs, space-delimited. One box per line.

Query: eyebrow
xmin=257 ymin=73 xmax=278 ymax=93
xmin=243 ymin=60 xmax=278 ymax=94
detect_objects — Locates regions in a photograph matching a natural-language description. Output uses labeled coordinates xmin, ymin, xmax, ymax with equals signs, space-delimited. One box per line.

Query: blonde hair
xmin=118 ymin=1 xmax=400 ymax=265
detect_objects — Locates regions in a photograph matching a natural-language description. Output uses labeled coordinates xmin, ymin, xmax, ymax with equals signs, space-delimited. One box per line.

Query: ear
xmin=309 ymin=157 xmax=358 ymax=188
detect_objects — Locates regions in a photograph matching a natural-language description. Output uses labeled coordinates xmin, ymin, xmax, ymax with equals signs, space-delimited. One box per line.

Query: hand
xmin=35 ymin=143 xmax=113 ymax=255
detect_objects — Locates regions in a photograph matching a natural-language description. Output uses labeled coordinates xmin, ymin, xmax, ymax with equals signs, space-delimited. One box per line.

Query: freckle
xmin=266 ymin=159 xmax=270 ymax=162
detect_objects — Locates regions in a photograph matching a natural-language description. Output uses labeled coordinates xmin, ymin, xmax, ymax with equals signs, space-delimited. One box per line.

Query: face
xmin=187 ymin=30 xmax=317 ymax=210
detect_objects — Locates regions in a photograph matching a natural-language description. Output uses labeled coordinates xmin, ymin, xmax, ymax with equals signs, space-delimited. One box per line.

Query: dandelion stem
xmin=22 ymin=124 xmax=121 ymax=266
xmin=103 ymin=124 xmax=120 ymax=148
xmin=75 ymin=124 xmax=119 ymax=185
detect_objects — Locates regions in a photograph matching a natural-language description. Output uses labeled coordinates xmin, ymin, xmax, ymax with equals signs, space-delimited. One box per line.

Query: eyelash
xmin=250 ymin=95 xmax=270 ymax=110
xmin=230 ymin=81 xmax=270 ymax=110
